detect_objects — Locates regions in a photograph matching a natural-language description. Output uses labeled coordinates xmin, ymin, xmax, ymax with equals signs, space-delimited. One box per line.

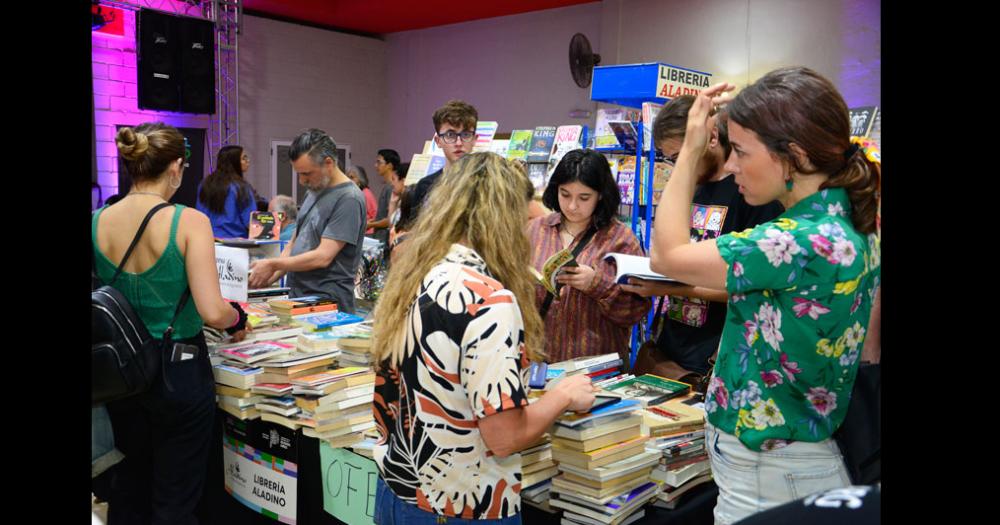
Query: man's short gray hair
xmin=289 ymin=128 xmax=338 ymax=168
xmin=270 ymin=195 xmax=298 ymax=221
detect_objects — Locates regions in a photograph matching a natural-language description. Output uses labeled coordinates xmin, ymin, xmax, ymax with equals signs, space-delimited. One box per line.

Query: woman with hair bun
xmin=93 ymin=122 xmax=249 ymax=524
xmin=649 ymin=67 xmax=881 ymax=524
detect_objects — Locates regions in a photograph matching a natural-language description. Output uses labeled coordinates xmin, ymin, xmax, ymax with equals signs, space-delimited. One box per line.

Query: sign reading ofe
xmin=656 ymin=64 xmax=713 ymax=99
xmin=321 ymin=444 xmax=378 ymax=525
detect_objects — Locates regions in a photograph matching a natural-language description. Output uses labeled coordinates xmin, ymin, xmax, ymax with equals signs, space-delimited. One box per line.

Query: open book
xmin=604 ymin=253 xmax=679 ymax=284
xmin=529 ymin=248 xmax=579 ymax=295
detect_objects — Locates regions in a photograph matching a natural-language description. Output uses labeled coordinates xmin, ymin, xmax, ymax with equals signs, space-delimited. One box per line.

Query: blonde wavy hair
xmin=372 ymin=152 xmax=543 ymax=369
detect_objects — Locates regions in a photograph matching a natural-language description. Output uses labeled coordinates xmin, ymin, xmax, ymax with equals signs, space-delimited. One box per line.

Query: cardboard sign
xmin=656 ymin=64 xmax=712 ymax=99
xmin=215 ymin=245 xmax=249 ymax=302
xmin=223 ymin=433 xmax=299 ymax=524
xmin=320 ymin=444 xmax=378 ymax=525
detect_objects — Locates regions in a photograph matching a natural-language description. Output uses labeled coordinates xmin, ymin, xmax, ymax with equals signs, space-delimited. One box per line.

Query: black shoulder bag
xmin=539 ymin=226 xmax=597 ymax=319
xmin=92 ymin=203 xmax=191 ymax=404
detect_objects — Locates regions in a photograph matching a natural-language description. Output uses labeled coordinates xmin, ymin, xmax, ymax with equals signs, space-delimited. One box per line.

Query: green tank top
xmin=92 ymin=204 xmax=203 ymax=339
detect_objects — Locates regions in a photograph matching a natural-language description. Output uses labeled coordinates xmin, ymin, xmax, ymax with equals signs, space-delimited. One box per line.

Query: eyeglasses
xmin=437 ymin=130 xmax=476 ymax=144
xmin=663 ymin=151 xmax=679 ymax=164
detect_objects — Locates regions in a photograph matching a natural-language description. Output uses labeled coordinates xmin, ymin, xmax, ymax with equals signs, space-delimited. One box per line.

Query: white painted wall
xmin=239 ymin=15 xmax=388 ymax=197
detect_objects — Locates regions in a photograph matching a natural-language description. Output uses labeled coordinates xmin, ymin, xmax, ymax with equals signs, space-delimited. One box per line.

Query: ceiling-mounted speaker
xmin=137 ymin=9 xmax=215 ymax=114
xmin=569 ymin=33 xmax=601 ymax=88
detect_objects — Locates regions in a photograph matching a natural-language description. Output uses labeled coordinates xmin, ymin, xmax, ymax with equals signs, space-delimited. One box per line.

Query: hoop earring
xmin=169 ymin=175 xmax=182 ymax=189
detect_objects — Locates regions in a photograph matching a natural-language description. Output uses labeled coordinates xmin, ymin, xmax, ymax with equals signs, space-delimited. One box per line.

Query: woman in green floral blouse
xmin=649 ymin=67 xmax=881 ymax=525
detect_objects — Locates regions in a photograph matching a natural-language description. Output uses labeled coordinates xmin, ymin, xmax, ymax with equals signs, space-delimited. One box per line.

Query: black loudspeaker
xmin=178 ymin=16 xmax=215 ymax=114
xmin=136 ymin=9 xmax=216 ymax=114
xmin=137 ymin=9 xmax=179 ymax=111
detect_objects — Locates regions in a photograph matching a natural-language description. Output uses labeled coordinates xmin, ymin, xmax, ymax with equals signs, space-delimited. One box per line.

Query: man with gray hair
xmin=249 ymin=129 xmax=366 ymax=313
xmin=268 ymin=194 xmax=298 ymax=242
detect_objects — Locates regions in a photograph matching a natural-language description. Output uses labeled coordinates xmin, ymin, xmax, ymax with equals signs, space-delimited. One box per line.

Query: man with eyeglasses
xmin=619 ymin=95 xmax=783 ymax=381
xmin=409 ymin=99 xmax=479 ymax=221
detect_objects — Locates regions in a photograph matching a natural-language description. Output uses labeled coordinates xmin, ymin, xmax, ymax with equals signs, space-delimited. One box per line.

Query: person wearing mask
xmin=620 ymin=95 xmax=783 ymax=381
xmin=348 ymin=165 xmax=379 ymax=235
xmin=371 ymin=152 xmax=596 ymax=524
xmin=527 ymin=149 xmax=651 ymax=363
xmin=268 ymin=194 xmax=298 ymax=243
xmin=196 ymin=145 xmax=257 ymax=238
xmin=93 ymin=122 xmax=248 ymax=524
xmin=649 ymin=68 xmax=880 ymax=524
xmin=248 ymin=129 xmax=367 ymax=314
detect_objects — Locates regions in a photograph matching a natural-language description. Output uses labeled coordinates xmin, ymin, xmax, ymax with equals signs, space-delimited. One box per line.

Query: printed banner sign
xmin=320 ymin=444 xmax=378 ymax=525
xmin=223 ymin=434 xmax=299 ymax=524
xmin=215 ymin=245 xmax=249 ymax=302
xmin=656 ymin=64 xmax=712 ymax=99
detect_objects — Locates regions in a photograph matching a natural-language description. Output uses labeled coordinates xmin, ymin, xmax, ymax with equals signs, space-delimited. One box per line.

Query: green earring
xmin=786 ymin=179 xmax=794 ymax=191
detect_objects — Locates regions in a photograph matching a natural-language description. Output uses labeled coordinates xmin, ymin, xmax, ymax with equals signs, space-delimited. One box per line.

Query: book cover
xmin=607 ymin=121 xmax=638 ymax=152
xmin=848 ymin=106 xmax=879 ymax=137
xmin=427 ymin=155 xmax=446 ymax=175
xmin=527 ymin=126 xmax=557 ymax=163
xmin=615 ymin=156 xmax=636 ymax=205
xmin=249 ymin=211 xmax=280 ymax=240
xmin=489 ymin=139 xmax=511 ymax=157
xmin=295 ymin=311 xmax=365 ymax=331
xmin=641 ymin=102 xmax=663 ymax=151
xmin=604 ymin=253 xmax=677 ymax=284
xmin=218 ymin=341 xmax=295 ymax=364
xmin=473 ymin=121 xmax=499 ymax=153
xmin=595 ymin=108 xmax=641 ymax=148
xmin=507 ymin=129 xmax=534 ymax=161
xmin=606 ymin=375 xmax=691 ymax=407
xmin=548 ymin=125 xmax=584 ymax=177
xmin=404 ymin=153 xmax=432 ymax=185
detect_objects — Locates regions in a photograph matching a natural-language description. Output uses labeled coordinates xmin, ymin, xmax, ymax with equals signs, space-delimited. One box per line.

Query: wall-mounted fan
xmin=569 ymin=33 xmax=601 ymax=88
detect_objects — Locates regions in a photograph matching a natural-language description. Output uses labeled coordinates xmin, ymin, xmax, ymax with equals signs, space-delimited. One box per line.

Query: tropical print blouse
xmin=708 ymin=187 xmax=881 ymax=452
xmin=372 ymin=244 xmax=531 ymax=519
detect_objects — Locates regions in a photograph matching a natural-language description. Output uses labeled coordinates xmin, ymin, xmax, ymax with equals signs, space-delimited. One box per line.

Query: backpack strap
xmin=109 ymin=202 xmax=174 ymax=285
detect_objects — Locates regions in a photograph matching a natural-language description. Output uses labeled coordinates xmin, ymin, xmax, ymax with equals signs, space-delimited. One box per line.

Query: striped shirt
xmin=528 ymin=213 xmax=652 ymax=363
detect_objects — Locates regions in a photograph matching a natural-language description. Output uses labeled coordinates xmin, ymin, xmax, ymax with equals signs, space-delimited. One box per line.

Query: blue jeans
xmin=705 ymin=422 xmax=851 ymax=525
xmin=374 ymin=478 xmax=521 ymax=525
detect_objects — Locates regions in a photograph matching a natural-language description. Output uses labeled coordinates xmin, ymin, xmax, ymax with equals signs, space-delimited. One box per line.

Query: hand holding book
xmin=619 ymin=277 xmax=692 ymax=298
xmin=556 ymin=264 xmax=598 ymax=293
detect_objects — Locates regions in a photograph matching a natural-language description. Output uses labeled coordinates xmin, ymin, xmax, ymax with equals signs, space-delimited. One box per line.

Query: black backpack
xmin=92 ymin=203 xmax=191 ymax=405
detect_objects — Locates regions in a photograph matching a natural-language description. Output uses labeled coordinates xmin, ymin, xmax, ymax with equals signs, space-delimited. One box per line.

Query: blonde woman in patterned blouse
xmin=649 ymin=67 xmax=881 ymax=524
xmin=370 ymin=152 xmax=596 ymax=524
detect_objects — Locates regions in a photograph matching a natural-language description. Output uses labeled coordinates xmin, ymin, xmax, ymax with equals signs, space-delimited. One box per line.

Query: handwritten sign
xmin=656 ymin=64 xmax=712 ymax=99
xmin=215 ymin=245 xmax=249 ymax=302
xmin=320 ymin=444 xmax=378 ymax=525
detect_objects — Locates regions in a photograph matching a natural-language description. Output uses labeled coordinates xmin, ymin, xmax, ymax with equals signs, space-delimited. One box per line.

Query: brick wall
xmin=92 ymin=6 xmax=211 ymax=200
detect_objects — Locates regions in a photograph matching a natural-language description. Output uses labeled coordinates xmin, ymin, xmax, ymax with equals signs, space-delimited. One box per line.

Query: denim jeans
xmin=374 ymin=478 xmax=522 ymax=525
xmin=705 ymin=422 xmax=851 ymax=525
xmin=92 ymin=404 xmax=125 ymax=478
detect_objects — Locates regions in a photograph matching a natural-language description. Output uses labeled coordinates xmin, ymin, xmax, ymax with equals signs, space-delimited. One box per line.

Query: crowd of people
xmin=92 ymin=65 xmax=880 ymax=525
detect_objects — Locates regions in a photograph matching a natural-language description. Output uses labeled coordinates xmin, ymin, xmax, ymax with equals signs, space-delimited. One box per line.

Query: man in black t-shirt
xmin=408 ymin=100 xmax=479 ymax=222
xmin=621 ymin=95 xmax=783 ymax=375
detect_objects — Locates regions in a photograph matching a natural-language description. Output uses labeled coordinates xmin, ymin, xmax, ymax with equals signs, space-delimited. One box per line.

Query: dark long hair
xmin=725 ymin=67 xmax=878 ymax=234
xmin=542 ymin=149 xmax=621 ymax=230
xmin=199 ymin=145 xmax=252 ymax=214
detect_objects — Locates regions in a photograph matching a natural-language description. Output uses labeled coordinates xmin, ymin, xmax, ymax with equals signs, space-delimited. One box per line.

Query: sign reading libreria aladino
xmin=656 ymin=64 xmax=713 ymax=99
xmin=223 ymin=421 xmax=299 ymax=524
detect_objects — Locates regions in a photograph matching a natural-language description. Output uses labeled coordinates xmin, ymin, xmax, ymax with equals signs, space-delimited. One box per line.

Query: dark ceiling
xmin=243 ymin=0 xmax=600 ymax=36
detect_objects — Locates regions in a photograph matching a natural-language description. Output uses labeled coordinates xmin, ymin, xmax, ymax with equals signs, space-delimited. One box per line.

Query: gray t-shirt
xmin=287 ymin=181 xmax=366 ymax=313
xmin=374 ymin=184 xmax=392 ymax=246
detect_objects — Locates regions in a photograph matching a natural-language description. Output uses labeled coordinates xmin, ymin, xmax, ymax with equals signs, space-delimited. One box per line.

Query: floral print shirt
xmin=373 ymin=244 xmax=531 ymax=519
xmin=708 ymin=188 xmax=880 ymax=451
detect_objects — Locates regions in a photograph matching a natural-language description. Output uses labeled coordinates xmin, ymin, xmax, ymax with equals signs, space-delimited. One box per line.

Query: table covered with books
xmin=198 ymin=291 xmax=717 ymax=525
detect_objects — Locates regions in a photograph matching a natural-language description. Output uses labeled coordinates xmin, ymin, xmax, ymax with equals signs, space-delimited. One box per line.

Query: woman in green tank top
xmin=92 ymin=122 xmax=250 ymax=524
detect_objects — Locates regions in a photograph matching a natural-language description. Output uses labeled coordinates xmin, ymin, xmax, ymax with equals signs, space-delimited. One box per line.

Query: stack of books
xmin=549 ymin=399 xmax=660 ymax=524
xmin=294 ymin=311 xmax=366 ymax=333
xmin=292 ymin=367 xmax=377 ymax=448
xmin=548 ymin=353 xmax=624 ymax=384
xmin=242 ymin=322 xmax=304 ymax=343
xmin=216 ymin=383 xmax=263 ymax=420
xmin=644 ymin=396 xmax=712 ymax=510
xmin=212 ymin=362 xmax=263 ymax=391
xmin=255 ymin=350 xmax=339 ymax=384
xmin=520 ymin=432 xmax=559 ymax=513
xmin=601 ymin=374 xmax=691 ymax=408
xmin=247 ymin=286 xmax=290 ymax=303
xmin=296 ymin=331 xmax=347 ymax=354
xmin=336 ymin=334 xmax=374 ymax=368
xmin=267 ymin=296 xmax=338 ymax=324
xmin=216 ymin=340 xmax=296 ymax=365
